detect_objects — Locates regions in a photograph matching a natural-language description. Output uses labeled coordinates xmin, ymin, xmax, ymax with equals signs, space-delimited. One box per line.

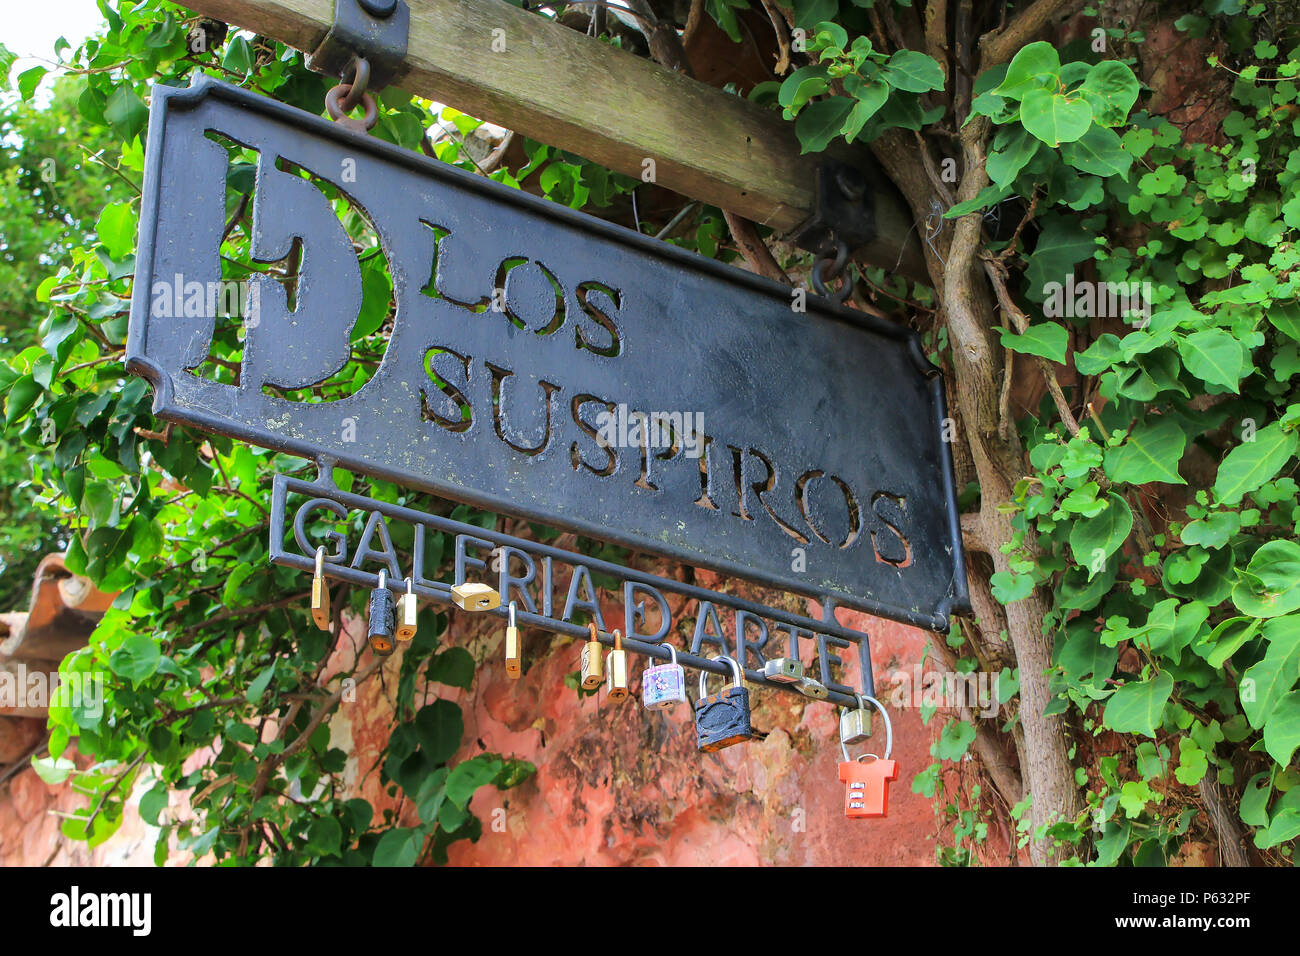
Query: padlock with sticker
xmin=641 ymin=642 xmax=686 ymax=709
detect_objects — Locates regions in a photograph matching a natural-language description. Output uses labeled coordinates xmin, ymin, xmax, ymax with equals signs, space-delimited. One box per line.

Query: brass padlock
xmin=451 ymin=581 xmax=501 ymax=612
xmin=368 ymin=569 xmax=396 ymax=656
xmin=395 ymin=576 xmax=418 ymax=641
xmin=310 ymin=545 xmax=331 ymax=632
xmin=840 ymin=693 xmax=874 ymax=745
xmin=798 ymin=674 xmax=830 ymax=699
xmin=504 ymin=601 xmax=522 ymax=679
xmin=580 ymin=622 xmax=604 ymax=689
xmin=605 ymin=629 xmax=629 ymax=701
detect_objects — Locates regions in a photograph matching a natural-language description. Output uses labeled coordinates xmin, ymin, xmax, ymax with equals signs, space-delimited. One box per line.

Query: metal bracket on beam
xmin=789 ymin=160 xmax=877 ymax=254
xmin=308 ymin=0 xmax=410 ymax=90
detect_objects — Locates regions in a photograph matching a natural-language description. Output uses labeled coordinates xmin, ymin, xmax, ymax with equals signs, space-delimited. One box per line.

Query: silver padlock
xmin=840 ymin=693 xmax=874 ymax=745
xmin=798 ymin=674 xmax=829 ymax=699
xmin=641 ymin=642 xmax=687 ymax=709
xmin=762 ymin=657 xmax=803 ymax=684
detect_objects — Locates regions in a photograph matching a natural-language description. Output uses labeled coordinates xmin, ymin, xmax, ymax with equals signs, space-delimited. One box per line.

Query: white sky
xmin=3 ymin=0 xmax=109 ymax=95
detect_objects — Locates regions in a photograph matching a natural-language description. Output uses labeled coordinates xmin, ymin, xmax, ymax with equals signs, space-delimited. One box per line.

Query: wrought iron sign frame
xmin=127 ymin=75 xmax=970 ymax=634
xmin=270 ymin=473 xmax=877 ymax=706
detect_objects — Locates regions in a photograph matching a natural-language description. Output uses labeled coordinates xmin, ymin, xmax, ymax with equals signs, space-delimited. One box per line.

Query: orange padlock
xmin=837 ymin=694 xmax=896 ymax=819
xmin=839 ymin=755 xmax=898 ymax=818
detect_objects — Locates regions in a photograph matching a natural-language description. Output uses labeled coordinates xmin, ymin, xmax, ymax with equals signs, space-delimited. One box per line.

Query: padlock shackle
xmin=840 ymin=694 xmax=893 ymax=761
xmin=377 ymin=568 xmax=387 ymax=590
xmin=315 ymin=544 xmax=326 ymax=575
xmin=405 ymin=575 xmax=414 ymax=595
xmin=613 ymin=628 xmax=622 ymax=652
xmin=508 ymin=600 xmax=516 ymax=628
xmin=587 ymin=621 xmax=599 ymax=642
xmin=697 ymin=654 xmax=742 ymax=698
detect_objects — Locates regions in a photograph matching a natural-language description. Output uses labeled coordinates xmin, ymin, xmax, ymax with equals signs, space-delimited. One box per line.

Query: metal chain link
xmin=325 ymin=55 xmax=379 ymax=133
xmin=810 ymin=238 xmax=853 ymax=306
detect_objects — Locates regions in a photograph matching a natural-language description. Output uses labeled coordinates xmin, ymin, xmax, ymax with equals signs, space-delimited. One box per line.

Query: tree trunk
xmin=868 ymin=112 xmax=1083 ymax=864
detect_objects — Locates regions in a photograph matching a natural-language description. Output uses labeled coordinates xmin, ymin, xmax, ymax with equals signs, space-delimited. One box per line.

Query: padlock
xmin=451 ymin=581 xmax=501 ymax=612
xmin=310 ymin=545 xmax=331 ymax=631
xmin=641 ymin=642 xmax=686 ymax=710
xmin=504 ymin=601 xmax=522 ymax=679
xmin=367 ymin=569 xmax=396 ymax=656
xmin=694 ymin=655 xmax=753 ymax=752
xmin=798 ymin=674 xmax=829 ymax=699
xmin=762 ymin=657 xmax=803 ymax=684
xmin=839 ymin=755 xmax=898 ymax=818
xmin=838 ymin=695 xmax=895 ymax=819
xmin=395 ymin=576 xmax=418 ymax=641
xmin=580 ymin=622 xmax=605 ymax=689
xmin=839 ymin=693 xmax=874 ymax=745
xmin=605 ymin=629 xmax=630 ymax=701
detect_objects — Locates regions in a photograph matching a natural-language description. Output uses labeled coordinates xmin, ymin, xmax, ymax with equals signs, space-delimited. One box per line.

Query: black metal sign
xmin=127 ymin=76 xmax=969 ymax=632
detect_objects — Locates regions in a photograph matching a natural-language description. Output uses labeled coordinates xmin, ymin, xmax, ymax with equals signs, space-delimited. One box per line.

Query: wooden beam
xmin=180 ymin=0 xmax=925 ymax=278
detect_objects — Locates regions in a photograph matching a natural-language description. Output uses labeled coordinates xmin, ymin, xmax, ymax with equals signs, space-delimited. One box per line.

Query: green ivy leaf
xmin=842 ymin=82 xmax=889 ymax=142
xmin=103 ymin=84 xmax=147 ymax=142
xmin=426 ymin=646 xmax=475 ymax=690
xmin=1262 ymin=690 xmax=1300 ymax=768
xmin=17 ymin=66 xmax=47 ymax=102
xmin=445 ymin=754 xmax=504 ymax=809
xmin=414 ymin=699 xmax=463 ymax=765
xmin=1173 ymin=737 xmax=1208 ymax=786
xmin=1240 ymin=615 xmax=1300 ymax=728
xmin=371 ymin=826 xmax=422 ymax=866
xmin=108 ymin=633 xmax=161 ymax=685
xmin=1019 ymin=89 xmax=1093 ymax=146
xmin=1068 ymin=492 xmax=1133 ymax=575
xmin=992 ymin=41 xmax=1061 ymax=100
xmin=1104 ymin=418 xmax=1187 ymax=485
xmin=795 ymin=96 xmax=854 ymax=153
xmin=1213 ymin=422 xmax=1299 ymax=505
xmin=1232 ymin=540 xmax=1300 ymax=618
xmin=1119 ymin=779 xmax=1153 ymax=818
xmin=881 ymin=50 xmax=945 ymax=93
xmin=1256 ymin=788 xmax=1300 ymax=849
xmin=1060 ymin=125 xmax=1133 ymax=179
xmin=990 ymin=570 xmax=1034 ymax=603
xmin=999 ymin=322 xmax=1068 ymax=364
xmin=987 ymin=124 xmax=1040 ymax=187
xmin=1104 ymin=671 xmax=1173 ymax=738
xmin=935 ymin=720 xmax=976 ymax=760
xmin=1077 ymin=60 xmax=1140 ymax=127
xmin=1179 ymin=329 xmax=1244 ymax=391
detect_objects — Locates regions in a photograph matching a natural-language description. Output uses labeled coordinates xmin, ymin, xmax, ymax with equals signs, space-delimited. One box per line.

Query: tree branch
xmin=980 ymin=0 xmax=1078 ymax=70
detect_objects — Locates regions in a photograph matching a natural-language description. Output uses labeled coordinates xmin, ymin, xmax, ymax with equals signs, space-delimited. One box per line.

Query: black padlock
xmin=694 ymin=655 xmax=753 ymax=752
xmin=368 ymin=568 xmax=396 ymax=656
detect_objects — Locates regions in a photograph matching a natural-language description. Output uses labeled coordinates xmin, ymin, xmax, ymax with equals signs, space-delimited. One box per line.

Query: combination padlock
xmin=839 ymin=695 xmax=895 ymax=819
xmin=580 ymin=622 xmax=605 ymax=689
xmin=395 ymin=576 xmax=418 ymax=641
xmin=605 ymin=629 xmax=630 ymax=701
xmin=839 ymin=693 xmax=874 ymax=745
xmin=762 ymin=657 xmax=803 ymax=684
xmin=504 ymin=601 xmax=522 ymax=679
xmin=367 ymin=569 xmax=396 ymax=656
xmin=694 ymin=655 xmax=753 ymax=752
xmin=310 ymin=545 xmax=331 ymax=631
xmin=451 ymin=581 xmax=501 ymax=612
xmin=641 ymin=642 xmax=686 ymax=710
